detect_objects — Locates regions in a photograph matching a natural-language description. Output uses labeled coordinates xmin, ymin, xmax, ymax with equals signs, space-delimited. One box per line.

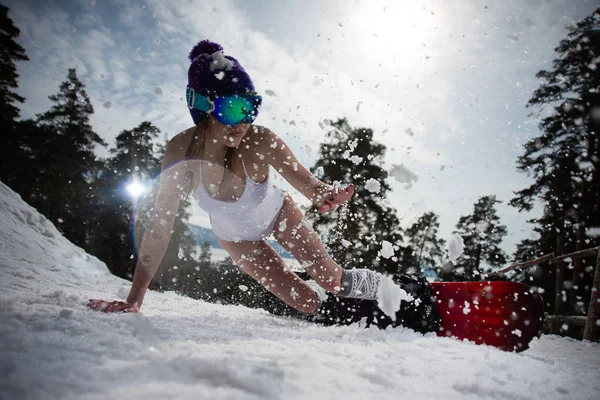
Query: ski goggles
xmin=186 ymin=86 xmax=262 ymax=126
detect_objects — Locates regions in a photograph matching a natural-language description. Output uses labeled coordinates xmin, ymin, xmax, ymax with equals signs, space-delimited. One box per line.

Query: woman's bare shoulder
xmin=161 ymin=126 xmax=196 ymax=168
xmin=241 ymin=125 xmax=277 ymax=150
xmin=168 ymin=126 xmax=196 ymax=152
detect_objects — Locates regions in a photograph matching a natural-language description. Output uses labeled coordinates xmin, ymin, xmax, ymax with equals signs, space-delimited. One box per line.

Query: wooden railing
xmin=489 ymin=245 xmax=600 ymax=342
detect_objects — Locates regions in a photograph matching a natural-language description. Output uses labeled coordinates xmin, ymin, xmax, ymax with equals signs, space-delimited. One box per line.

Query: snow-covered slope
xmin=0 ymin=181 xmax=598 ymax=400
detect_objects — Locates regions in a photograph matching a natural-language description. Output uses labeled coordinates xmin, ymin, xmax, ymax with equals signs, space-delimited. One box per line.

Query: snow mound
xmin=0 ymin=181 xmax=599 ymax=400
xmin=0 ymin=182 xmax=108 ymax=277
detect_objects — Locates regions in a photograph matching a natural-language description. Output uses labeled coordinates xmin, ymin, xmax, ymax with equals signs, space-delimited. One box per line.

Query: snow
xmin=208 ymin=50 xmax=234 ymax=71
xmin=591 ymin=105 xmax=600 ymax=123
xmin=365 ymin=178 xmax=381 ymax=193
xmin=1 ymin=181 xmax=599 ymax=400
xmin=448 ymin=233 xmax=466 ymax=264
xmin=349 ymin=155 xmax=363 ymax=165
xmin=376 ymin=276 xmax=413 ymax=322
xmin=389 ymin=164 xmax=419 ymax=187
xmin=379 ymin=240 xmax=395 ymax=259
xmin=585 ymin=227 xmax=600 ymax=238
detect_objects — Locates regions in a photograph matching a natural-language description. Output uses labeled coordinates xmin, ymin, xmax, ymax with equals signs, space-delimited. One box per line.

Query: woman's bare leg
xmin=273 ymin=195 xmax=343 ymax=294
xmin=218 ymin=238 xmax=320 ymax=314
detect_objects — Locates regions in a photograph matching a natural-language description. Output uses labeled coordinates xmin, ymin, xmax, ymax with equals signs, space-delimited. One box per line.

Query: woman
xmin=88 ymin=40 xmax=406 ymax=318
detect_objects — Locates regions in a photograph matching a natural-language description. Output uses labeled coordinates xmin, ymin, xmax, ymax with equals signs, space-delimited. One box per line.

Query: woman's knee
xmin=254 ymin=268 xmax=320 ymax=314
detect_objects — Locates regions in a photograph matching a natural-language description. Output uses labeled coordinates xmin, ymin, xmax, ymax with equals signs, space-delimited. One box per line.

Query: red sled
xmin=430 ymin=281 xmax=544 ymax=352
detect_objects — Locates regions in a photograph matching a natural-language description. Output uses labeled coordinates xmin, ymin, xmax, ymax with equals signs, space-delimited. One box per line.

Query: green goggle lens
xmin=212 ymin=94 xmax=262 ymax=126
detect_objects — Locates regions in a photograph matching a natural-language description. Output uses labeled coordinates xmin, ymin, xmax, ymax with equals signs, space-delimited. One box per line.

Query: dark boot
xmin=391 ymin=274 xmax=442 ymax=334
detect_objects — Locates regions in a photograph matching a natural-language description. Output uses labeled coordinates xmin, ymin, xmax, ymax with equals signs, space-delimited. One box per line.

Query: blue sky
xmin=5 ymin=0 xmax=597 ymax=258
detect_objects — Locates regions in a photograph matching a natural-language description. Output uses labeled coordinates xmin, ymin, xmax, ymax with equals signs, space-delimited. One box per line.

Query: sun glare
xmin=125 ymin=180 xmax=145 ymax=199
xmin=353 ymin=2 xmax=436 ymax=62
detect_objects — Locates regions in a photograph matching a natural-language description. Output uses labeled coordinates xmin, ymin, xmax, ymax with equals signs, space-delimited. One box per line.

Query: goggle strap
xmin=186 ymin=86 xmax=214 ymax=113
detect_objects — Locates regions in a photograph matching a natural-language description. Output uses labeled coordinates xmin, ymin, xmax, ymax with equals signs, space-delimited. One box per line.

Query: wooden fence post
xmin=583 ymin=249 xmax=600 ymax=341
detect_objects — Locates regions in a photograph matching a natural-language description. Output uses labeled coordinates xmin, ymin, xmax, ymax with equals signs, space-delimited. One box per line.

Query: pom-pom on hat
xmin=187 ymin=40 xmax=256 ymax=124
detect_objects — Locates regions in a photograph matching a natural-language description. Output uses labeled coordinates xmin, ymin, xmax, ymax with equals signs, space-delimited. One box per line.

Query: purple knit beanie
xmin=187 ymin=40 xmax=256 ymax=124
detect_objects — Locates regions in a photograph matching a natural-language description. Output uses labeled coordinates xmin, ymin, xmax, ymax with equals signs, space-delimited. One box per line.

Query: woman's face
xmin=206 ymin=116 xmax=251 ymax=148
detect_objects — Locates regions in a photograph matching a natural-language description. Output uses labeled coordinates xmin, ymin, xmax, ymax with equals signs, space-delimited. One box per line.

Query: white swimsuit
xmin=191 ymin=161 xmax=285 ymax=242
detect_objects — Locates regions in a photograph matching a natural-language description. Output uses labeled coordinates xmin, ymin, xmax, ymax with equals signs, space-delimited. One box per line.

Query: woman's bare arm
xmin=256 ymin=127 xmax=353 ymax=211
xmin=89 ymin=136 xmax=189 ymax=312
xmin=125 ymin=162 xmax=185 ymax=306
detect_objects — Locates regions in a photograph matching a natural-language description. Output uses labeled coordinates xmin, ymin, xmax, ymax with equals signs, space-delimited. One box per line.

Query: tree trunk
xmin=583 ymin=249 xmax=600 ymax=342
xmin=553 ymin=235 xmax=566 ymax=333
xmin=571 ymin=223 xmax=585 ymax=313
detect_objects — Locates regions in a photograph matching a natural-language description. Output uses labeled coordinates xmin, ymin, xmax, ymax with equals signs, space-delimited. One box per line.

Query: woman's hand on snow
xmin=317 ymin=184 xmax=354 ymax=213
xmin=87 ymin=299 xmax=140 ymax=313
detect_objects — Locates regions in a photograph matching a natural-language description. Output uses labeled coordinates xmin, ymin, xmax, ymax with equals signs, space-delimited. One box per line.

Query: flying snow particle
xmin=239 ymin=285 xmax=249 ymax=292
xmin=405 ymin=128 xmax=415 ymax=136
xmin=562 ymin=102 xmax=574 ymax=113
xmin=347 ymin=139 xmax=359 ymax=152
xmin=103 ymin=101 xmax=112 ymax=109
xmin=530 ymin=230 xmax=541 ymax=240
xmin=278 ymin=219 xmax=287 ymax=233
xmin=585 ymin=227 xmax=600 ymax=238
xmin=377 ymin=275 xmax=413 ymax=322
xmin=476 ymin=221 xmax=489 ymax=232
xmin=511 ymin=329 xmax=522 ymax=337
xmin=265 ymin=89 xmax=277 ymax=97
xmin=591 ymin=106 xmax=600 ymax=123
xmin=209 ymin=51 xmax=234 ymax=71
xmin=349 ymin=155 xmax=363 ymax=165
xmin=154 ymin=87 xmax=163 ymax=95
xmin=448 ymin=233 xmax=465 ymax=264
xmin=380 ymin=240 xmax=395 ymax=259
xmin=214 ymin=71 xmax=225 ymax=80
xmin=507 ymin=32 xmax=521 ymax=42
xmin=463 ymin=301 xmax=471 ymax=315
xmin=341 ymin=239 xmax=352 ymax=248
xmin=150 ymin=51 xmax=164 ymax=62
xmin=365 ymin=178 xmax=381 ymax=193
xmin=389 ymin=164 xmax=418 ymax=186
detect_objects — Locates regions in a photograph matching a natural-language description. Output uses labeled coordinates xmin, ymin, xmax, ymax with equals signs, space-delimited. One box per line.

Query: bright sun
xmin=125 ymin=179 xmax=145 ymax=199
xmin=352 ymin=2 xmax=436 ymax=62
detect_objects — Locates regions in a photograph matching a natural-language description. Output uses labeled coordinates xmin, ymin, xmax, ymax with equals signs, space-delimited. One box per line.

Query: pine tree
xmin=510 ymin=9 xmax=600 ymax=311
xmin=198 ymin=241 xmax=212 ymax=266
xmin=403 ymin=212 xmax=446 ymax=276
xmin=91 ymin=122 xmax=162 ymax=277
xmin=309 ymin=118 xmax=403 ymax=274
xmin=26 ymin=69 xmax=106 ymax=247
xmin=0 ymin=4 xmax=30 ymax=191
xmin=453 ymin=196 xmax=508 ymax=280
xmin=176 ymin=241 xmax=213 ymax=299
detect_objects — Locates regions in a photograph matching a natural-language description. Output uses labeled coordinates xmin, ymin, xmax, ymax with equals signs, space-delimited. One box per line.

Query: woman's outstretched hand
xmin=317 ymin=184 xmax=355 ymax=213
xmin=88 ymin=299 xmax=140 ymax=313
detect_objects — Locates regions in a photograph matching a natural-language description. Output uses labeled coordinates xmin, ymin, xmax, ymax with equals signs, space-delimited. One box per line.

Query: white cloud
xmin=5 ymin=0 xmax=596 ymax=255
